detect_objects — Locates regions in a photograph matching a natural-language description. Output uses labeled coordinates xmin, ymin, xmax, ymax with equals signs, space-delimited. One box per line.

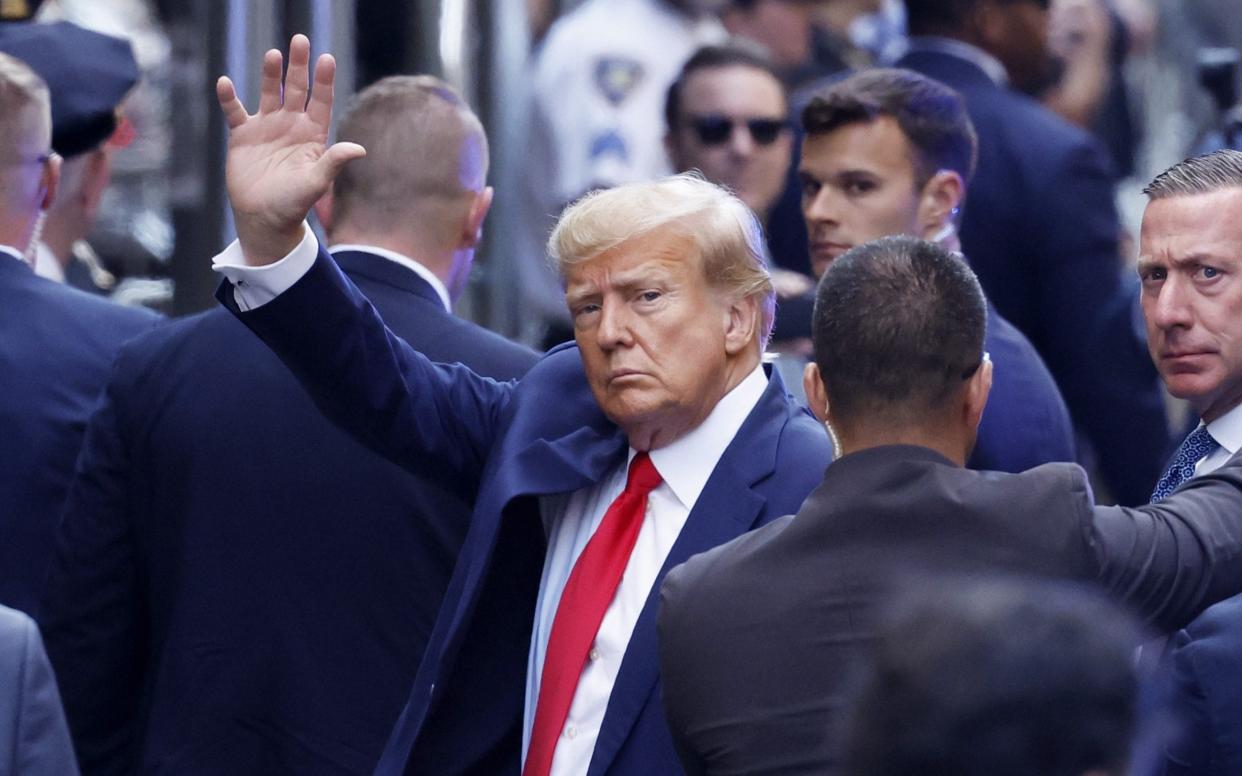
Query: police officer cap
xmin=0 ymin=21 xmax=138 ymax=158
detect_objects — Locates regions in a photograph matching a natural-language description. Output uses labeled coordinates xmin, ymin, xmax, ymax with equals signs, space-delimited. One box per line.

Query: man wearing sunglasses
xmin=664 ymin=42 xmax=819 ymax=346
xmin=665 ymin=43 xmax=792 ymax=251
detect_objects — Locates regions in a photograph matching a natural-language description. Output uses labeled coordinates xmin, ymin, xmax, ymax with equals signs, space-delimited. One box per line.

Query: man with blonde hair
xmin=39 ymin=73 xmax=535 ymax=774
xmin=0 ymin=51 xmax=156 ymax=617
xmin=208 ymin=36 xmax=829 ymax=776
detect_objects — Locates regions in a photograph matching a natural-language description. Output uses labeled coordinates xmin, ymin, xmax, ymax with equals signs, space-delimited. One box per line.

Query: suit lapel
xmin=440 ymin=423 xmax=628 ymax=652
xmin=587 ymin=371 xmax=789 ymax=775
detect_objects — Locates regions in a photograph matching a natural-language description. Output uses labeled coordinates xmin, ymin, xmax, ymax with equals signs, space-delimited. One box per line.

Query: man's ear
xmin=723 ymin=294 xmax=761 ymax=356
xmin=40 ymin=152 xmax=61 ymax=211
xmin=460 ymin=186 xmax=494 ymax=249
xmin=312 ymin=186 xmax=335 ymax=233
xmin=804 ymin=361 xmax=831 ymax=423
xmin=916 ymin=170 xmax=964 ymax=241
xmin=964 ymin=355 xmax=993 ymax=431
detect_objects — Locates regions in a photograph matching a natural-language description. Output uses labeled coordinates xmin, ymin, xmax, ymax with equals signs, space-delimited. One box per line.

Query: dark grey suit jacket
xmin=658 ymin=445 xmax=1242 ymax=776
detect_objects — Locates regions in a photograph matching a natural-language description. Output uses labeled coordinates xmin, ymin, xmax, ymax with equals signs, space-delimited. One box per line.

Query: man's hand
xmin=216 ymin=34 xmax=365 ymax=266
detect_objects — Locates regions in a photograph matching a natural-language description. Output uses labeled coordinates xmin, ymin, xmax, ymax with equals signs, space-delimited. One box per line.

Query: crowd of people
xmin=6 ymin=1 xmax=1242 ymax=775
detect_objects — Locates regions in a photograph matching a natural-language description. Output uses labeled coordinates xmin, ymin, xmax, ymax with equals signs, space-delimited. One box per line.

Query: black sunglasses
xmin=687 ymin=114 xmax=788 ymax=147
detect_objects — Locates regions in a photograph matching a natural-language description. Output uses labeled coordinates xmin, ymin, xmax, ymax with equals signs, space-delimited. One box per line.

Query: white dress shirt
xmin=0 ymin=246 xmax=24 ymax=264
xmin=32 ymin=242 xmax=65 ymax=283
xmin=1194 ymin=402 xmax=1242 ymax=477
xmin=524 ymin=365 xmax=767 ymax=776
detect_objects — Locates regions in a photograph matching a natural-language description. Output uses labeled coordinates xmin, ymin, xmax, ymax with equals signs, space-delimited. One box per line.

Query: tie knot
xmin=625 ymin=452 xmax=662 ymax=495
xmin=1185 ymin=425 xmax=1220 ymax=457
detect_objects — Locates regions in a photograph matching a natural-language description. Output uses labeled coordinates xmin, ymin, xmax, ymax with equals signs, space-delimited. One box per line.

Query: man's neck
xmin=838 ymin=424 xmax=969 ymax=467
xmin=38 ymin=225 xmax=74 ymax=270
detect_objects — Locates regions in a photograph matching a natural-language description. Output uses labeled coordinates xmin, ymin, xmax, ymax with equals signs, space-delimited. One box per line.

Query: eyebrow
xmin=564 ymin=262 xmax=681 ymax=301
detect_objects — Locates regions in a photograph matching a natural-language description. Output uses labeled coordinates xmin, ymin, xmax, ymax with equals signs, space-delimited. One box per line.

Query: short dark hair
xmin=812 ymin=236 xmax=986 ymax=425
xmin=801 ymin=68 xmax=977 ymax=187
xmin=664 ymin=41 xmax=786 ymax=132
xmin=844 ymin=576 xmax=1140 ymax=776
xmin=1143 ymin=148 xmax=1242 ymax=200
xmin=904 ymin=0 xmax=1051 ymax=37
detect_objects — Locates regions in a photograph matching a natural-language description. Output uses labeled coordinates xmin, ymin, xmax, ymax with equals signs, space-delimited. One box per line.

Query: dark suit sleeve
xmin=39 ymin=356 xmax=145 ymax=776
xmin=1037 ymin=140 xmax=1168 ymax=505
xmin=1159 ymin=628 xmax=1212 ymax=775
xmin=656 ymin=564 xmax=707 ymax=776
xmin=220 ymin=246 xmax=514 ymax=486
xmin=1092 ymin=453 xmax=1242 ymax=632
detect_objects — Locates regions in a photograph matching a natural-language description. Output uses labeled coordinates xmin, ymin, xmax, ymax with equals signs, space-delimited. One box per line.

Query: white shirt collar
xmin=0 ymin=245 xmax=26 ymax=265
xmin=327 ymin=243 xmax=452 ymax=312
xmin=1206 ymin=401 xmax=1242 ymax=456
xmin=642 ymin=363 xmax=768 ymax=510
xmin=898 ymin=36 xmax=1010 ymax=87
xmin=32 ymin=241 xmax=65 ymax=283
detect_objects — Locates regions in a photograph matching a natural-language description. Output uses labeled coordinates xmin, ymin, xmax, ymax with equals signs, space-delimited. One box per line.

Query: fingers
xmin=283 ymin=34 xmax=312 ymax=112
xmin=216 ymin=77 xmax=249 ymax=130
xmin=258 ymin=48 xmax=283 ymax=114
xmin=306 ymin=53 xmax=337 ymax=128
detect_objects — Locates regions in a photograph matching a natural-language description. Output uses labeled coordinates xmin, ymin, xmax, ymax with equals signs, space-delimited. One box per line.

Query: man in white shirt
xmin=211 ymin=36 xmax=830 ymax=776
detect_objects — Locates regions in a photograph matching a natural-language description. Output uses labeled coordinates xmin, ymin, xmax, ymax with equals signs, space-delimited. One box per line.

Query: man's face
xmin=667 ymin=64 xmax=791 ymax=219
xmin=1139 ymin=188 xmax=1242 ymax=423
xmin=565 ymin=227 xmax=743 ymax=448
xmin=799 ymin=116 xmax=924 ymax=278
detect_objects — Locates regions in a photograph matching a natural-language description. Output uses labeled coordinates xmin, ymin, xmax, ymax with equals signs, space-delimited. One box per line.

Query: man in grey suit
xmin=0 ymin=604 xmax=76 ymax=775
xmin=657 ymin=236 xmax=1242 ymax=776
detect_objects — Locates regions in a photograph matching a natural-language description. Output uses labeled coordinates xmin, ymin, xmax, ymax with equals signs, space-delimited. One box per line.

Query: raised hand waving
xmin=215 ymin=34 xmax=366 ymax=266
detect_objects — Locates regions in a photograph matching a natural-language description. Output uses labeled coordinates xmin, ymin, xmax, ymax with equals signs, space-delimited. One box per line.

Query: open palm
xmin=216 ymin=34 xmax=365 ymax=265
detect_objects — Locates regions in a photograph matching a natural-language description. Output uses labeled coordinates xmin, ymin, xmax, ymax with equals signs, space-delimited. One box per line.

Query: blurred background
xmin=13 ymin=0 xmax=1242 ymax=344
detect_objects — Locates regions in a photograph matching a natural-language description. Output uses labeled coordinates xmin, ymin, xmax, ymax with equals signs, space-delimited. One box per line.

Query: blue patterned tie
xmin=1150 ymin=425 xmax=1220 ymax=502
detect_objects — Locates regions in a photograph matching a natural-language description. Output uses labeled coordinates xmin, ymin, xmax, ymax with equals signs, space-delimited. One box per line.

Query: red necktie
xmin=523 ymin=452 xmax=663 ymax=776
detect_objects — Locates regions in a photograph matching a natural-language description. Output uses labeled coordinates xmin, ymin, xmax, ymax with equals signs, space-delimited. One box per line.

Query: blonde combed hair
xmin=549 ymin=173 xmax=776 ymax=344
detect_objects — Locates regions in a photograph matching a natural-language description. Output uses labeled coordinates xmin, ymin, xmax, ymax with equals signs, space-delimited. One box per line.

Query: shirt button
xmin=589 ymin=647 xmax=600 ymax=662
xmin=566 ymin=725 xmax=578 ymax=740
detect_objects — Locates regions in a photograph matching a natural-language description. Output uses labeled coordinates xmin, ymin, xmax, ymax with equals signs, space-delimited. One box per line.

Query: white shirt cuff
xmin=211 ymin=223 xmax=318 ymax=311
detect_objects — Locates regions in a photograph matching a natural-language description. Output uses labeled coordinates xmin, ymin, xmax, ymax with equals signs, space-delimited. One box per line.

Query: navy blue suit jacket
xmin=0 ymin=255 xmax=157 ymax=617
xmin=969 ymin=304 xmax=1075 ymax=472
xmin=897 ymin=46 xmax=1169 ymax=504
xmin=221 ymin=248 xmax=832 ymax=776
xmin=39 ymin=250 xmax=537 ymax=775
xmin=1160 ymin=593 xmax=1242 ymax=775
